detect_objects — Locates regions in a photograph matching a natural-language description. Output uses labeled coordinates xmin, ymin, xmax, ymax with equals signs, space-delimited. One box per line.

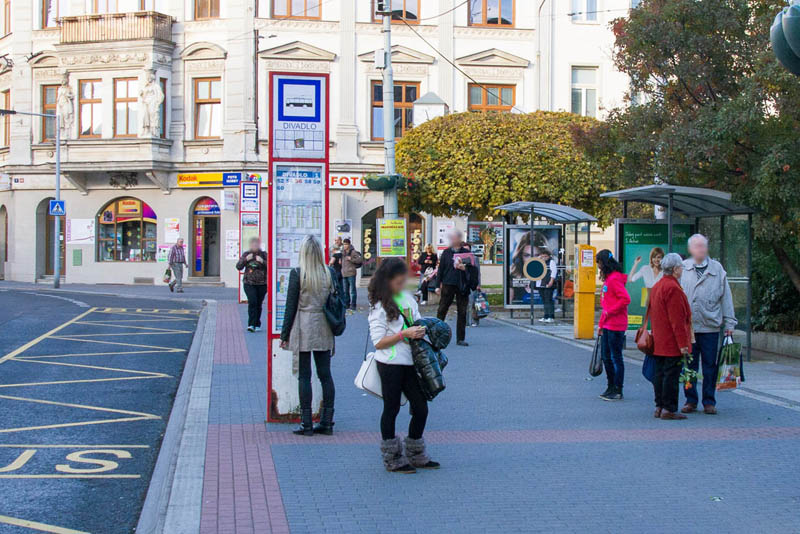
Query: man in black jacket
xmin=435 ymin=229 xmax=476 ymax=346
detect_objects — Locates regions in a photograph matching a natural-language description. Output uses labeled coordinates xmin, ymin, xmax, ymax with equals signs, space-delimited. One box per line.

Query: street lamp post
xmin=0 ymin=108 xmax=62 ymax=288
xmin=376 ymin=0 xmax=398 ymax=219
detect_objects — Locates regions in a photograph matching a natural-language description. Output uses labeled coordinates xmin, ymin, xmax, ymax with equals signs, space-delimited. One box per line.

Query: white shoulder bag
xmin=354 ymin=331 xmax=407 ymax=404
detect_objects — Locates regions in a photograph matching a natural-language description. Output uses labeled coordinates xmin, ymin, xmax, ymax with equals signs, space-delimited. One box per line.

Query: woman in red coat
xmin=647 ymin=253 xmax=693 ymax=420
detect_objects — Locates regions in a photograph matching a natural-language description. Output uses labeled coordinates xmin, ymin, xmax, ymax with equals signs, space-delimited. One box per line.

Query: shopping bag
xmin=589 ymin=333 xmax=603 ymax=377
xmin=473 ymin=291 xmax=490 ymax=319
xmin=716 ymin=335 xmax=743 ymax=391
xmin=162 ymin=268 xmax=172 ymax=284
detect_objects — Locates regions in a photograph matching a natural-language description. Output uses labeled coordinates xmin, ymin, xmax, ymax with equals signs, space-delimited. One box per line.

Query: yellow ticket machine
xmin=574 ymin=244 xmax=597 ymax=339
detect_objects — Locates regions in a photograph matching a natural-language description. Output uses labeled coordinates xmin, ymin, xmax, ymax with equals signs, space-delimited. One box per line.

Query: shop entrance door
xmin=45 ymin=213 xmax=65 ymax=276
xmin=192 ymin=197 xmax=221 ymax=277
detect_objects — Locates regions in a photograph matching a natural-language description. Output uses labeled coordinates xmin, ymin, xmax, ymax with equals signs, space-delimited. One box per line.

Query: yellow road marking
xmin=14 ymin=358 xmax=171 ymax=377
xmin=0 ymin=415 xmax=157 ymax=434
xmin=0 ymin=514 xmax=90 ymax=533
xmin=0 ymin=394 xmax=160 ymax=418
xmin=80 ymin=317 xmax=196 ymax=323
xmin=47 ymin=336 xmax=188 ymax=351
xmin=74 ymin=321 xmax=195 ymax=331
xmin=0 ymin=308 xmax=97 ymax=366
xmin=54 ymin=331 xmax=192 ymax=338
xmin=0 ymin=474 xmax=139 ymax=479
xmin=0 ymin=444 xmax=148 ymax=448
xmin=0 ymin=376 xmax=167 ymax=388
xmin=14 ymin=349 xmax=182 ymax=360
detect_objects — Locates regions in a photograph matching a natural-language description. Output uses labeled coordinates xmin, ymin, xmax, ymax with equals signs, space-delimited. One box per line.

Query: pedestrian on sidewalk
xmin=329 ymin=236 xmax=344 ymax=294
xmin=679 ymin=234 xmax=737 ymax=416
xmin=596 ymin=249 xmax=630 ymax=401
xmin=280 ymin=235 xmax=336 ymax=436
xmin=236 ymin=237 xmax=268 ymax=332
xmin=368 ymin=258 xmax=440 ymax=474
xmin=435 ymin=229 xmax=478 ymax=346
xmin=535 ymin=248 xmax=558 ymax=324
xmin=168 ymin=238 xmax=187 ymax=293
xmin=648 ymin=253 xmax=693 ymax=420
xmin=340 ymin=238 xmax=363 ymax=311
xmin=415 ymin=243 xmax=438 ymax=305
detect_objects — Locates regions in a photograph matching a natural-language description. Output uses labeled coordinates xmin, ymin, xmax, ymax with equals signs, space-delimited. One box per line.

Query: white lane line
xmin=21 ymin=291 xmax=90 ymax=308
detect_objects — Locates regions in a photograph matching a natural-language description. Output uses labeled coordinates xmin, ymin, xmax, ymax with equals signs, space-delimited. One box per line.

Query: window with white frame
xmin=571 ymin=0 xmax=597 ymax=22
xmin=571 ymin=67 xmax=597 ymax=118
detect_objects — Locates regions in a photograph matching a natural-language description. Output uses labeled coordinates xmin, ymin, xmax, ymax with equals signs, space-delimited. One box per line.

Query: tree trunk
xmin=772 ymin=244 xmax=800 ymax=295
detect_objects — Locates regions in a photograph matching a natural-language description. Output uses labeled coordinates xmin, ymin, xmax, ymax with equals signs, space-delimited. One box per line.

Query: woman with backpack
xmin=368 ymin=258 xmax=440 ymax=474
xmin=596 ymin=249 xmax=631 ymax=401
xmin=280 ymin=235 xmax=337 ymax=436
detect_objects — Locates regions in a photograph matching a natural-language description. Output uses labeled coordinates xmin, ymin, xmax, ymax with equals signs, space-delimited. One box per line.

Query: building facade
xmin=0 ymin=0 xmax=634 ymax=286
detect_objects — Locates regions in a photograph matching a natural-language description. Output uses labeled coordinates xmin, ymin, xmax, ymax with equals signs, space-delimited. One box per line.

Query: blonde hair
xmin=425 ymin=243 xmax=434 ymax=254
xmin=298 ymin=235 xmax=330 ymax=294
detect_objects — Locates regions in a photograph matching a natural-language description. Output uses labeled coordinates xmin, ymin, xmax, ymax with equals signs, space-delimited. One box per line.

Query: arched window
xmin=97 ymin=198 xmax=157 ymax=262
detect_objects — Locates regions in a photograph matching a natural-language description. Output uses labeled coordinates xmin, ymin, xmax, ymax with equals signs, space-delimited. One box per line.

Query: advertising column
xmin=267 ymin=72 xmax=329 ymax=421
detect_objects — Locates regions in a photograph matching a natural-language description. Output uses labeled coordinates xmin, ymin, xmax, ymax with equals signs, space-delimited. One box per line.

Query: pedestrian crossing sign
xmin=49 ymin=199 xmax=65 ymax=216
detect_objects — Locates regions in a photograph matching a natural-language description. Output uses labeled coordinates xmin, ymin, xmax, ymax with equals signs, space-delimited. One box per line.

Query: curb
xmin=136 ymin=299 xmax=217 ymax=534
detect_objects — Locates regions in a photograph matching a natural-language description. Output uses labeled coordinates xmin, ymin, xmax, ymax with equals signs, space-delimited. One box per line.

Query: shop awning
xmin=600 ymin=184 xmax=754 ymax=218
xmin=493 ymin=202 xmax=598 ymax=224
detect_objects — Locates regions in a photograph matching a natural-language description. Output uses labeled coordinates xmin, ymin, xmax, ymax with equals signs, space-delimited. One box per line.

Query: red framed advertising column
xmin=266 ymin=72 xmax=330 ymax=422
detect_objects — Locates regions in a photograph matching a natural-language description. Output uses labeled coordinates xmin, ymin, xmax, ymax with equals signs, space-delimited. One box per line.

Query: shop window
xmin=372 ymin=0 xmax=419 ymax=23
xmin=469 ymin=0 xmax=514 ymax=27
xmin=1 ymin=90 xmax=9 ymax=147
xmin=89 ymin=0 xmax=117 ymax=13
xmin=273 ymin=0 xmax=320 ymax=19
xmin=193 ymin=77 xmax=222 ymax=139
xmin=467 ymin=218 xmax=504 ymax=265
xmin=97 ymin=198 xmax=157 ymax=262
xmin=571 ymin=0 xmax=597 ymax=22
xmin=79 ymin=79 xmax=102 ymax=138
xmin=571 ymin=67 xmax=597 ymax=118
xmin=113 ymin=78 xmax=138 ymax=138
xmin=371 ymin=80 xmax=418 ymax=141
xmin=194 ymin=0 xmax=219 ymax=19
xmin=41 ymin=85 xmax=58 ymax=142
xmin=468 ymin=84 xmax=514 ymax=112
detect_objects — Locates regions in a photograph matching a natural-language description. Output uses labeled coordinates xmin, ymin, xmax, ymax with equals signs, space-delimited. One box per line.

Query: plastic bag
xmin=589 ymin=333 xmax=603 ymax=377
xmin=163 ymin=268 xmax=172 ymax=284
xmin=473 ymin=291 xmax=491 ymax=319
xmin=716 ymin=335 xmax=743 ymax=391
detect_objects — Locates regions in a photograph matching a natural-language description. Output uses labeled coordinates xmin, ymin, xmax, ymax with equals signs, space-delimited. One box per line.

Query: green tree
xmin=395 ymin=111 xmax=618 ymax=223
xmin=572 ymin=0 xmax=800 ymax=301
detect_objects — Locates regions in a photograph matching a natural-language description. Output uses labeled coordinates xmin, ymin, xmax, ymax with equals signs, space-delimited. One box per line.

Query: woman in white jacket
xmin=368 ymin=258 xmax=440 ymax=474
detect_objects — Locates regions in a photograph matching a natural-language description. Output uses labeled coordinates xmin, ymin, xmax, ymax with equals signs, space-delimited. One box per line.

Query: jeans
xmin=243 ymin=284 xmax=267 ymax=328
xmin=169 ymin=263 xmax=183 ymax=290
xmin=538 ymin=287 xmax=555 ymax=319
xmin=297 ymin=350 xmax=335 ymax=412
xmin=684 ymin=331 xmax=720 ymax=407
xmin=437 ymin=284 xmax=468 ymax=342
xmin=342 ymin=275 xmax=357 ymax=309
xmin=376 ymin=362 xmax=428 ymax=440
xmin=601 ymin=329 xmax=625 ymax=388
xmin=653 ymin=355 xmax=682 ymax=413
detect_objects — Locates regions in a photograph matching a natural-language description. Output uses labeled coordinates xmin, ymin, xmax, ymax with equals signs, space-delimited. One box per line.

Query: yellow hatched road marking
xmin=0 ymin=308 xmax=97 ymax=366
xmin=74 ymin=321 xmax=195 ymax=331
xmin=48 ymin=336 xmax=188 ymax=351
xmin=0 ymin=514 xmax=90 ymax=533
xmin=80 ymin=317 xmax=196 ymax=323
xmin=0 ymin=415 xmax=157 ymax=434
xmin=0 ymin=376 xmax=167 ymax=389
xmin=14 ymin=350 xmax=182 ymax=360
xmin=54 ymin=331 xmax=192 ymax=338
xmin=0 ymin=394 xmax=159 ymax=418
xmin=12 ymin=358 xmax=171 ymax=377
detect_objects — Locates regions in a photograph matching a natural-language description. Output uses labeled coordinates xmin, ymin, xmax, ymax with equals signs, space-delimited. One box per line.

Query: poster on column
xmin=272 ymin=163 xmax=326 ymax=333
xmin=617 ymin=221 xmax=693 ymax=330
xmin=377 ymin=218 xmax=407 ymax=258
xmin=271 ymin=74 xmax=328 ymax=160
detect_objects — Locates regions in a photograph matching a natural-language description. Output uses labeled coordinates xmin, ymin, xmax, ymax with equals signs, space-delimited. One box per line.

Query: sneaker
xmin=600 ymin=386 xmax=623 ymax=401
xmin=599 ymin=386 xmax=613 ymax=399
xmin=168 ymin=282 xmax=175 ymax=292
xmin=545 ymin=318 xmax=554 ymax=323
xmin=254 ymin=326 xmax=261 ymax=332
xmin=538 ymin=318 xmax=547 ymax=323
xmin=420 ymin=301 xmax=428 ymax=305
xmin=456 ymin=340 xmax=469 ymax=347
xmin=247 ymin=326 xmax=255 ymax=333
xmin=390 ymin=464 xmax=417 ymax=474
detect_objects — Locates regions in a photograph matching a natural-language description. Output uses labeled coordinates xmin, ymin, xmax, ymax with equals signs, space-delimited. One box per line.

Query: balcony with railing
xmin=59 ymin=12 xmax=173 ymax=45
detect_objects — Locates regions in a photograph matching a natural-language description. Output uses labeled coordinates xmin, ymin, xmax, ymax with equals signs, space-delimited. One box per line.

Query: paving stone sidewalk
xmin=197 ymin=301 xmax=800 ymax=534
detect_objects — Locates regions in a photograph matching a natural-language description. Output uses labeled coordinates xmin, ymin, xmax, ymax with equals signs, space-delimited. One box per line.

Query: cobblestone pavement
xmin=200 ymin=304 xmax=800 ymax=534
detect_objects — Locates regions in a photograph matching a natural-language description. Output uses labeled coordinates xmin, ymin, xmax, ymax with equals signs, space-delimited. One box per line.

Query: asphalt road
xmin=0 ymin=287 xmax=201 ymax=534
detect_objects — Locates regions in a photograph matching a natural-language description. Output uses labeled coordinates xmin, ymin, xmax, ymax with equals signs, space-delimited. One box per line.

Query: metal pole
xmin=667 ymin=194 xmax=674 ymax=253
xmin=530 ymin=211 xmax=535 ymax=325
xmin=719 ymin=215 xmax=726 ymax=266
xmin=381 ymin=10 xmax=398 ymax=220
xmin=746 ymin=213 xmax=753 ymax=362
xmin=622 ymin=200 xmax=628 ymax=219
xmin=54 ymin=114 xmax=61 ymax=289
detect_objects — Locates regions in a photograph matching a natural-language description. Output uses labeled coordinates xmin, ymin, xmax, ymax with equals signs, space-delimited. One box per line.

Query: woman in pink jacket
xmin=596 ymin=249 xmax=631 ymax=401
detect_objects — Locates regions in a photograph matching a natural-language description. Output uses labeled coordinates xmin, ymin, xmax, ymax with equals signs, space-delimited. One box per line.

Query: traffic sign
xmin=49 ymin=200 xmax=65 ymax=216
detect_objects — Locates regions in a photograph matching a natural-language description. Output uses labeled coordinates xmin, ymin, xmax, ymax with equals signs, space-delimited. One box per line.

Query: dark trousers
xmin=298 ymin=350 xmax=335 ymax=411
xmin=601 ymin=329 xmax=626 ymax=388
xmin=685 ymin=331 xmax=720 ymax=407
xmin=653 ymin=355 xmax=682 ymax=413
xmin=538 ymin=286 xmax=555 ymax=319
xmin=342 ymin=275 xmax=357 ymax=309
xmin=437 ymin=284 xmax=468 ymax=342
xmin=243 ymin=284 xmax=267 ymax=328
xmin=376 ymin=362 xmax=428 ymax=441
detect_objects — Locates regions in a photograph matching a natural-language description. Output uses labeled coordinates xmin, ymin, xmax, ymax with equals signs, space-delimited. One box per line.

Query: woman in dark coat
xmin=236 ymin=237 xmax=268 ymax=332
xmin=648 ymin=253 xmax=693 ymax=420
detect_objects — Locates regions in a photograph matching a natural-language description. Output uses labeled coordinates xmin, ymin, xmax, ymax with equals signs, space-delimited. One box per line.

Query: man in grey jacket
xmin=679 ymin=234 xmax=737 ymax=415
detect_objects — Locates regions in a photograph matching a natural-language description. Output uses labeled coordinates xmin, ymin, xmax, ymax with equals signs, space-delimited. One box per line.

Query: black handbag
xmin=589 ymin=332 xmax=603 ymax=377
xmin=323 ymin=270 xmax=346 ymax=336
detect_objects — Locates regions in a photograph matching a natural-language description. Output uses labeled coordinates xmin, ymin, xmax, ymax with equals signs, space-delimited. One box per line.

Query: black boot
xmin=599 ymin=384 xmax=613 ymax=399
xmin=313 ymin=407 xmax=335 ymax=436
xmin=292 ymin=408 xmax=313 ymax=436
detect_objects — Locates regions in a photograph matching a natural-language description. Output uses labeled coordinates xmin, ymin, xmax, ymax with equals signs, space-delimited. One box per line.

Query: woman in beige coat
xmin=280 ymin=236 xmax=336 ymax=436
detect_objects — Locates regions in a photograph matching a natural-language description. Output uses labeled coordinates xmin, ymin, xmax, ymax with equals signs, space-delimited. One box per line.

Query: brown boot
xmin=661 ymin=411 xmax=688 ymax=420
xmin=653 ymin=407 xmax=662 ymax=419
xmin=680 ymin=403 xmax=697 ymax=414
xmin=703 ymin=405 xmax=717 ymax=415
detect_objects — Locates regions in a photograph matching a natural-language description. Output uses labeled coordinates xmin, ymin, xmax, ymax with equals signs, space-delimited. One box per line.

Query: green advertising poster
xmin=619 ymin=222 xmax=693 ymax=330
xmin=377 ymin=218 xmax=407 ymax=258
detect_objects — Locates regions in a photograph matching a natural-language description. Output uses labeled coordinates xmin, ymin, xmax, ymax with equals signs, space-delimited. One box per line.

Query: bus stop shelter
xmin=601 ymin=184 xmax=755 ymax=359
xmin=494 ymin=201 xmax=598 ymax=324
